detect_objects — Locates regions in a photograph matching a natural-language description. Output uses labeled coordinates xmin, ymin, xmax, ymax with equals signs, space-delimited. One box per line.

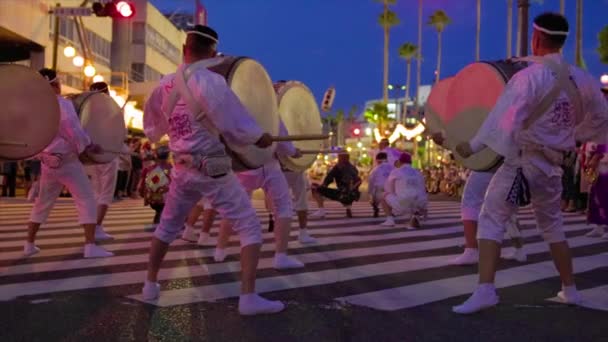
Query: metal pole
xmin=52 ymin=3 xmax=60 ymax=70
xmin=517 ymin=0 xmax=530 ymax=56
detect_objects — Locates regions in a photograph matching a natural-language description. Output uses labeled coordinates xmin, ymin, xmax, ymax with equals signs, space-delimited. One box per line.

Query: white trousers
xmin=385 ymin=193 xmax=427 ymax=217
xmin=29 ymin=159 xmax=97 ymax=225
xmin=283 ymin=170 xmax=309 ymax=212
xmin=478 ymin=157 xmax=565 ymax=243
xmin=237 ymin=160 xmax=293 ymax=218
xmin=154 ymin=165 xmax=262 ymax=246
xmin=85 ymin=160 xmax=118 ymax=206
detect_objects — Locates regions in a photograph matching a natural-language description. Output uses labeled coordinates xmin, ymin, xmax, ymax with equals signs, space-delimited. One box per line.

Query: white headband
xmin=533 ymin=23 xmax=569 ymax=36
xmin=43 ymin=75 xmax=57 ymax=83
xmin=186 ymin=30 xmax=219 ymax=44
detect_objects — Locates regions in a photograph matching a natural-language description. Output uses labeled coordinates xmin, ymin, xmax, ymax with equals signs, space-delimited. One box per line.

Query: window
xmin=132 ymin=22 xmax=146 ymax=44
xmin=145 ymin=24 xmax=181 ymax=65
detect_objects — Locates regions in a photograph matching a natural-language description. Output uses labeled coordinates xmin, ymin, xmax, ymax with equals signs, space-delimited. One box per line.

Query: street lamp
xmin=93 ymin=74 xmax=105 ymax=83
xmin=73 ymin=55 xmax=85 ymax=67
xmin=84 ymin=64 xmax=96 ymax=77
xmin=63 ymin=46 xmax=76 ymax=58
xmin=601 ymin=74 xmax=608 ymax=86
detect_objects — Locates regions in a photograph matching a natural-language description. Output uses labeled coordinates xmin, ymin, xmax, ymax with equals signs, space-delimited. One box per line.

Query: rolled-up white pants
xmin=283 ymin=170 xmax=309 ymax=212
xmin=237 ymin=160 xmax=293 ymax=219
xmin=154 ymin=165 xmax=262 ymax=247
xmin=478 ymin=156 xmax=565 ymax=243
xmin=385 ymin=193 xmax=427 ymax=217
xmin=30 ymin=159 xmax=97 ymax=225
xmin=85 ymin=159 xmax=118 ymax=206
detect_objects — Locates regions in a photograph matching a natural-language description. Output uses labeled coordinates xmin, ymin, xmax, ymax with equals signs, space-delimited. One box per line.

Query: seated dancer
xmin=141 ymin=25 xmax=283 ymax=315
xmin=372 ymin=138 xmax=401 ymax=166
xmin=432 ymin=133 xmax=528 ymax=265
xmin=380 ymin=152 xmax=427 ymax=228
xmin=138 ymin=145 xmax=172 ymax=231
xmin=584 ymin=143 xmax=608 ymax=239
xmin=367 ymin=152 xmax=394 ymax=218
xmin=181 ymin=198 xmax=217 ymax=246
xmin=452 ymin=13 xmax=608 ymax=314
xmin=25 ymin=69 xmax=112 ymax=258
xmin=84 ymin=81 xmax=118 ymax=241
xmin=310 ymin=153 xmax=362 ymax=218
xmin=214 ymin=121 xmax=305 ymax=269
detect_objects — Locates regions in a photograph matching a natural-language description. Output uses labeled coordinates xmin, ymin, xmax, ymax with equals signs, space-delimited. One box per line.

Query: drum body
xmin=424 ymin=77 xmax=454 ymax=135
xmin=208 ymin=56 xmax=279 ymax=171
xmin=67 ymin=91 xmax=126 ymax=164
xmin=442 ymin=60 xmax=528 ymax=171
xmin=0 ymin=65 xmax=60 ymax=160
xmin=274 ymin=81 xmax=322 ymax=172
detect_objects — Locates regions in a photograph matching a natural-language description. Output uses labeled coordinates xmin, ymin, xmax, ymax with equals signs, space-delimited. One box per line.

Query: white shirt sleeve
xmin=196 ymin=73 xmax=264 ymax=146
xmin=143 ymin=85 xmax=170 ymax=143
xmin=59 ymin=98 xmax=91 ymax=154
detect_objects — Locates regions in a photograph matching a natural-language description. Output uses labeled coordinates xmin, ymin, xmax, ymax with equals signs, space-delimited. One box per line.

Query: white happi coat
xmin=29 ymin=96 xmax=97 ymax=225
xmin=384 ymin=164 xmax=427 ymax=217
xmin=372 ymin=147 xmax=400 ymax=166
xmin=237 ymin=122 xmax=296 ymax=219
xmin=144 ymin=59 xmax=265 ymax=246
xmin=367 ymin=161 xmax=394 ymax=202
xmin=469 ymin=53 xmax=608 ymax=243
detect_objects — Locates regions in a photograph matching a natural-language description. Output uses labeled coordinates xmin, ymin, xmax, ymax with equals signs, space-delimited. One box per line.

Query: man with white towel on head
xmin=452 ymin=13 xmax=608 ymax=314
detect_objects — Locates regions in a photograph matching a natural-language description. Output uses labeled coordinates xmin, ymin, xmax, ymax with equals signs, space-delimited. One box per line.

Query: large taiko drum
xmin=207 ymin=56 xmax=279 ymax=171
xmin=274 ymin=81 xmax=323 ymax=172
xmin=0 ymin=64 xmax=60 ymax=160
xmin=441 ymin=60 xmax=529 ymax=171
xmin=66 ymin=91 xmax=126 ymax=164
xmin=424 ymin=77 xmax=454 ymax=135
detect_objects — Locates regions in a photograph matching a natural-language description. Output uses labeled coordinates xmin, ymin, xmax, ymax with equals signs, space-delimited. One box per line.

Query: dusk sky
xmin=151 ymin=0 xmax=608 ymax=115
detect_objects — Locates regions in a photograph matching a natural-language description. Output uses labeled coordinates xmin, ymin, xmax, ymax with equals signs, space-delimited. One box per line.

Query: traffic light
xmin=321 ymin=87 xmax=335 ymax=112
xmin=93 ymin=1 xmax=135 ymax=18
xmin=353 ymin=128 xmax=361 ymax=137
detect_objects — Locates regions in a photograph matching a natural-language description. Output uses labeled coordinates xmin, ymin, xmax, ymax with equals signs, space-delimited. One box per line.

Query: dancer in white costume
xmin=214 ymin=122 xmax=305 ymax=269
xmin=380 ymin=153 xmax=427 ymax=229
xmin=452 ymin=13 xmax=608 ymax=314
xmin=25 ymin=69 xmax=113 ymax=259
xmin=84 ymin=82 xmax=120 ymax=241
xmin=141 ymin=25 xmax=284 ymax=315
xmin=367 ymin=152 xmax=394 ymax=218
xmin=283 ymin=169 xmax=318 ymax=244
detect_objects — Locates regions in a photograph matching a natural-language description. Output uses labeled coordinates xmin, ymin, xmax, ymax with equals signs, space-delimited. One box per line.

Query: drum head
xmin=275 ymin=81 xmax=323 ymax=171
xmin=424 ymin=77 xmax=454 ymax=134
xmin=443 ymin=61 xmax=526 ymax=171
xmin=75 ymin=92 xmax=126 ymax=163
xmin=0 ymin=65 xmax=60 ymax=160
xmin=209 ymin=57 xmax=278 ymax=171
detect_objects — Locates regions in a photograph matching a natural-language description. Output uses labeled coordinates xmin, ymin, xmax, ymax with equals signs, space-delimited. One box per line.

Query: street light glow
xmin=63 ymin=46 xmax=76 ymax=58
xmin=365 ymin=127 xmax=372 ymax=136
xmin=601 ymin=74 xmax=608 ymax=85
xmin=73 ymin=56 xmax=84 ymax=67
xmin=84 ymin=65 xmax=96 ymax=77
xmin=353 ymin=128 xmax=361 ymax=136
xmin=93 ymin=74 xmax=105 ymax=83
xmin=357 ymin=142 xmax=363 ymax=148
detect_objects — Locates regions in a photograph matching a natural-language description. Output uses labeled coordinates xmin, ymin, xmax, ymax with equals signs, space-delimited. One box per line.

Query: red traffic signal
xmin=353 ymin=128 xmax=361 ymax=136
xmin=93 ymin=1 xmax=135 ymax=18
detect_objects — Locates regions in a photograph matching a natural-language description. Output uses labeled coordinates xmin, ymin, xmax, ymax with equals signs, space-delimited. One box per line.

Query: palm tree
xmin=428 ymin=10 xmax=451 ymax=82
xmin=575 ymin=0 xmax=584 ymax=68
xmin=378 ymin=7 xmax=400 ymax=104
xmin=364 ymin=102 xmax=391 ymax=137
xmin=476 ymin=0 xmax=481 ymax=61
xmin=507 ymin=0 xmax=513 ymax=58
xmin=398 ymin=43 xmax=418 ymax=120
xmin=415 ymin=0 xmax=422 ymax=114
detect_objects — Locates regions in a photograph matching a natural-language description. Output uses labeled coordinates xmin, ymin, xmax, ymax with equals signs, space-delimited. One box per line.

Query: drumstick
xmin=0 ymin=141 xmax=28 ymax=147
xmin=299 ymin=149 xmax=344 ymax=154
xmin=271 ymin=134 xmax=329 ymax=142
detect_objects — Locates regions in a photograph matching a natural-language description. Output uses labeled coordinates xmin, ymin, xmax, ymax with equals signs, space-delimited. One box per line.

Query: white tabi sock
xmin=558 ymin=284 xmax=581 ymax=304
xmin=214 ymin=248 xmax=226 ymax=262
xmin=274 ymin=253 xmax=305 ymax=269
xmin=238 ymin=293 xmax=285 ymax=316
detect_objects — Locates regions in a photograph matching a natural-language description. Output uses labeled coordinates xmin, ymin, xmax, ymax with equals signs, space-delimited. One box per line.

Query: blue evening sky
xmin=151 ymin=0 xmax=608 ymax=114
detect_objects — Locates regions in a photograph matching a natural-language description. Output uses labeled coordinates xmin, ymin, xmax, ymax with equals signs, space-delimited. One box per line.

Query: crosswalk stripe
xmin=547 ymin=285 xmax=608 ymax=312
xmin=0 ymin=198 xmax=603 ymax=312
xmin=336 ymin=252 xmax=608 ymax=311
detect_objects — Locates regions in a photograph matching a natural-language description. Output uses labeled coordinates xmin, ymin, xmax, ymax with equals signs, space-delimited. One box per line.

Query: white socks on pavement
xmin=84 ymin=243 xmax=114 ymax=258
xmin=238 ymin=293 xmax=285 ymax=316
xmin=23 ymin=242 xmax=40 ymax=257
xmin=380 ymin=216 xmax=395 ymax=227
xmin=502 ymin=247 xmax=527 ymax=263
xmin=298 ymin=229 xmax=317 ymax=244
xmin=95 ymin=225 xmax=114 ymax=241
xmin=449 ymin=248 xmax=479 ymax=265
xmin=214 ymin=248 xmax=227 ymax=262
xmin=273 ymin=253 xmax=304 ymax=270
xmin=181 ymin=224 xmax=198 ymax=242
xmin=452 ymin=283 xmax=499 ymax=314
xmin=557 ymin=285 xmax=582 ymax=305
xmin=585 ymin=226 xmax=605 ymax=238
xmin=142 ymin=280 xmax=161 ymax=301
xmin=310 ymin=209 xmax=326 ymax=219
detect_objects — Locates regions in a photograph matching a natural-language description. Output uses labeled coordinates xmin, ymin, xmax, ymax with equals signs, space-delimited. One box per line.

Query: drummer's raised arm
xmin=197 ymin=73 xmax=264 ymax=146
xmin=58 ymin=97 xmax=91 ymax=154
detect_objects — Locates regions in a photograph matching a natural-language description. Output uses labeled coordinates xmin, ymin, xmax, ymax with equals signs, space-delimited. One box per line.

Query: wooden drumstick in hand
xmin=271 ymin=134 xmax=329 ymax=142
xmin=0 ymin=141 xmax=28 ymax=147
